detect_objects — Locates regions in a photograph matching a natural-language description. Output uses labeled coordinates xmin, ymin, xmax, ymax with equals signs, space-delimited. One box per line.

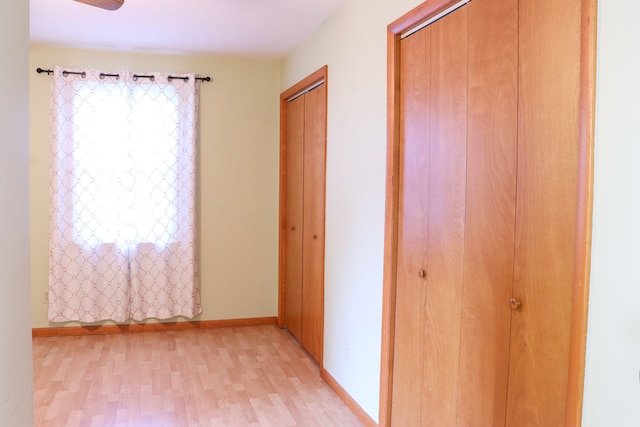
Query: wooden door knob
xmin=291 ymin=226 xmax=296 ymax=231
xmin=313 ymin=234 xmax=318 ymax=240
xmin=509 ymin=298 xmax=521 ymax=310
xmin=418 ymin=269 xmax=426 ymax=279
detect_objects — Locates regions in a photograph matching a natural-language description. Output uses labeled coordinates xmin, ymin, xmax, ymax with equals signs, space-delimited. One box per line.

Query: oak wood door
xmin=280 ymin=69 xmax=327 ymax=365
xmin=383 ymin=0 xmax=594 ymax=425
xmin=506 ymin=0 xmax=581 ymax=424
xmin=390 ymin=0 xmax=581 ymax=425
xmin=456 ymin=0 xmax=518 ymax=425
xmin=283 ymin=95 xmax=305 ymax=343
xmin=301 ymin=84 xmax=326 ymax=364
xmin=392 ymin=8 xmax=469 ymax=426
xmin=391 ymin=24 xmax=431 ymax=427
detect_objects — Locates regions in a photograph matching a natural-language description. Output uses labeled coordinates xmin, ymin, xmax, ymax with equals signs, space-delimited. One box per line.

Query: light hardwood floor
xmin=33 ymin=324 xmax=365 ymax=426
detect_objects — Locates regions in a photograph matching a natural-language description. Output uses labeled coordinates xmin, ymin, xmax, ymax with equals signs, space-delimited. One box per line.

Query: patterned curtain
xmin=48 ymin=66 xmax=202 ymax=322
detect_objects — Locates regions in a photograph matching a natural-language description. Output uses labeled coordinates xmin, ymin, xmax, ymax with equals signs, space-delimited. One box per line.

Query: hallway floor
xmin=32 ymin=324 xmax=364 ymax=426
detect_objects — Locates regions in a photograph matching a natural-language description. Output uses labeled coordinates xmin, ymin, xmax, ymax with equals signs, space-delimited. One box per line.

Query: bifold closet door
xmin=301 ymin=84 xmax=326 ymax=364
xmin=386 ymin=0 xmax=590 ymax=425
xmin=391 ymin=0 xmax=521 ymax=424
xmin=391 ymin=26 xmax=431 ymax=426
xmin=283 ymin=95 xmax=305 ymax=343
xmin=282 ymin=80 xmax=326 ymax=365
xmin=391 ymin=8 xmax=469 ymax=426
xmin=456 ymin=0 xmax=518 ymax=425
xmin=506 ymin=0 xmax=581 ymax=424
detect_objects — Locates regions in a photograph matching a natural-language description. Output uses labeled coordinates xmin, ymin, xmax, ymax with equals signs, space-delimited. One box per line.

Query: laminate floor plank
xmin=33 ymin=324 xmax=364 ymax=427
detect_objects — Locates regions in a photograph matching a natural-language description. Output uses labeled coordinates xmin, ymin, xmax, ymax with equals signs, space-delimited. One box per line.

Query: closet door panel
xmin=283 ymin=96 xmax=305 ymax=343
xmin=507 ymin=0 xmax=581 ymax=424
xmin=421 ymin=9 xmax=468 ymax=427
xmin=391 ymin=26 xmax=431 ymax=427
xmin=457 ymin=0 xmax=518 ymax=425
xmin=301 ymin=85 xmax=326 ymax=364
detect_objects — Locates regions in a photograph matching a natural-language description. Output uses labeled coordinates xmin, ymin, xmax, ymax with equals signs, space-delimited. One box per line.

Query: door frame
xmin=378 ymin=1 xmax=597 ymax=425
xmin=277 ymin=66 xmax=328 ymax=362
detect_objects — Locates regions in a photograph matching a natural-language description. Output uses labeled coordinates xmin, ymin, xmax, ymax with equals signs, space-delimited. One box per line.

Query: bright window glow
xmin=70 ymin=81 xmax=179 ymax=249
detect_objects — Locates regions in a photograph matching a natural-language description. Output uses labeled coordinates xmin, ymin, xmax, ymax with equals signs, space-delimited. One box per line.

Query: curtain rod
xmin=36 ymin=68 xmax=211 ymax=82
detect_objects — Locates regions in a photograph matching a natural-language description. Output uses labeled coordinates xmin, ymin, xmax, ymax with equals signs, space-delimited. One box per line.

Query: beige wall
xmin=0 ymin=0 xmax=34 ymax=424
xmin=281 ymin=0 xmax=424 ymax=421
xmin=30 ymin=45 xmax=281 ymax=328
xmin=583 ymin=1 xmax=640 ymax=425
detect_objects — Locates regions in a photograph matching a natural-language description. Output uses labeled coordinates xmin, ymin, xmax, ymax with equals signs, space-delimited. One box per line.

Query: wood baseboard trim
xmin=320 ymin=367 xmax=378 ymax=427
xmin=32 ymin=317 xmax=278 ymax=338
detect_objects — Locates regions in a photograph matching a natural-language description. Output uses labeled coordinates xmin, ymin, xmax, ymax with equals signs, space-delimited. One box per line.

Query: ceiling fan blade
xmin=73 ymin=0 xmax=124 ymax=11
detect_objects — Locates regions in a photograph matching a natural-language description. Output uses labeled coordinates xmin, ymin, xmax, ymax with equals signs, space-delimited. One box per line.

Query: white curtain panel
xmin=48 ymin=66 xmax=202 ymax=322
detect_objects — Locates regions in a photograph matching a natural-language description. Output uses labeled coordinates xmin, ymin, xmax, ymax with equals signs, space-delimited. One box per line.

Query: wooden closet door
xmin=391 ymin=25 xmax=432 ymax=427
xmin=301 ymin=84 xmax=326 ymax=364
xmin=283 ymin=95 xmax=305 ymax=343
xmin=383 ymin=1 xmax=593 ymax=425
xmin=506 ymin=0 xmax=581 ymax=424
xmin=422 ymin=9 xmax=468 ymax=426
xmin=280 ymin=67 xmax=328 ymax=366
xmin=456 ymin=0 xmax=518 ymax=425
xmin=391 ymin=8 xmax=468 ymax=426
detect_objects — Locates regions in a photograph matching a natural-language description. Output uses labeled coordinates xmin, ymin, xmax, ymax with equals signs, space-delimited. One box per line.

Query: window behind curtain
xmin=48 ymin=67 xmax=202 ymax=323
xmin=71 ymin=81 xmax=179 ymax=249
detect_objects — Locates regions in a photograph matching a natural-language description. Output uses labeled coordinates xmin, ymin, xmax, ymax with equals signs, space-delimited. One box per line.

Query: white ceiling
xmin=30 ymin=0 xmax=344 ymax=58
